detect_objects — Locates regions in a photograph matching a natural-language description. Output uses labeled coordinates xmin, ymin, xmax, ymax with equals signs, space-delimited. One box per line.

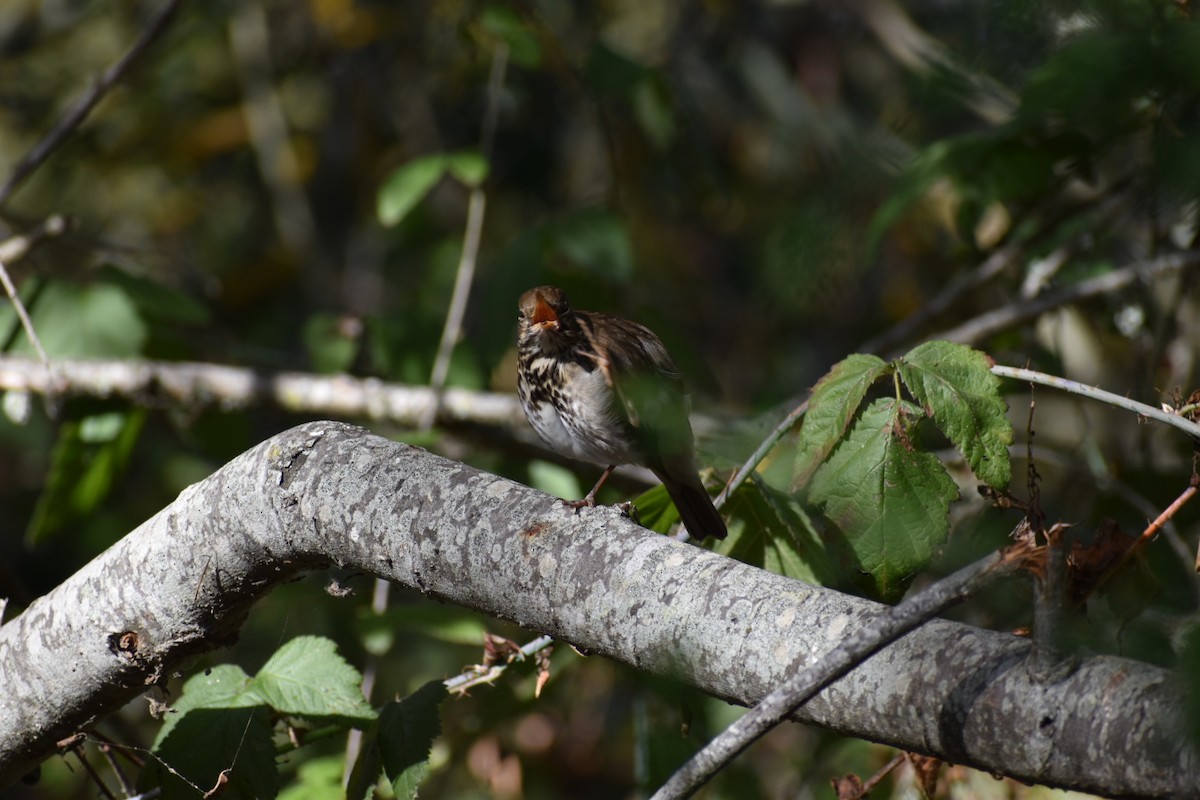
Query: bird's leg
xmin=567 ymin=465 xmax=617 ymax=510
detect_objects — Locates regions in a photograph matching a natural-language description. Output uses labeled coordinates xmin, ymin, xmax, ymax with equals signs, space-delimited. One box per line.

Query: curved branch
xmin=0 ymin=423 xmax=1195 ymax=797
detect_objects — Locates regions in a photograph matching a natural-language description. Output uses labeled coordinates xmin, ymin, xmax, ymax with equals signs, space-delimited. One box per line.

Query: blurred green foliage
xmin=1 ymin=0 xmax=1199 ymax=797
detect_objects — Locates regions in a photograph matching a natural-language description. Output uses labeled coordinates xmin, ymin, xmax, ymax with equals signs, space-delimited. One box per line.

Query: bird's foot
xmin=564 ymin=495 xmax=597 ymax=513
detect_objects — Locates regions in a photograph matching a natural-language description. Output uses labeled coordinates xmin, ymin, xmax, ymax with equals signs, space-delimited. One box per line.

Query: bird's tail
xmin=657 ymin=469 xmax=728 ymax=541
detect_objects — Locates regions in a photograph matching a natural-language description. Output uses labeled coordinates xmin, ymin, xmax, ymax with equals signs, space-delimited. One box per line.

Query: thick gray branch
xmin=0 ymin=422 xmax=1194 ymax=796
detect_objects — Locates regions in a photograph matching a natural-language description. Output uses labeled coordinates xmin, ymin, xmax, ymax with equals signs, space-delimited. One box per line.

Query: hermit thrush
xmin=516 ymin=285 xmax=727 ymax=540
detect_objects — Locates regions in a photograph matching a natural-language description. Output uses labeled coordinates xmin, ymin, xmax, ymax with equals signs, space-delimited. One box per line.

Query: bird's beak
xmin=532 ymin=298 xmax=559 ymax=330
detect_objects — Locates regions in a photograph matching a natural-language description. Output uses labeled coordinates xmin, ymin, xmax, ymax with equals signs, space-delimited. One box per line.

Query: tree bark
xmin=0 ymin=421 xmax=1195 ymax=796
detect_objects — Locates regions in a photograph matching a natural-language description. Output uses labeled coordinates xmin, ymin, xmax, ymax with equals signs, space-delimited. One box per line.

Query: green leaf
xmin=377 ymin=155 xmax=447 ymax=226
xmin=26 ymin=409 xmax=147 ymax=545
xmin=445 ymin=149 xmax=489 ymax=188
xmin=152 ymin=707 xmax=279 ymax=800
xmin=808 ymin=398 xmax=959 ymax=600
xmin=896 ymin=340 xmax=1012 ymax=489
xmin=794 ymin=354 xmax=890 ymax=487
xmin=153 ymin=664 xmax=262 ymax=748
xmin=550 ymin=209 xmax=633 ymax=279
xmin=717 ymin=474 xmax=835 ymax=585
xmin=0 ymin=280 xmax=147 ymax=358
xmin=251 ymin=636 xmax=376 ymax=722
xmin=634 ymin=483 xmax=678 ymax=534
xmin=379 ymin=681 xmax=446 ymax=799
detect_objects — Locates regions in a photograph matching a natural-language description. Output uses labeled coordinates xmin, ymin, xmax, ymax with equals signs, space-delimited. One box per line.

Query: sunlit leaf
xmin=251 ymin=636 xmax=376 ymax=722
xmin=897 ymin=340 xmax=1012 ymax=489
xmin=445 ymin=149 xmax=489 ymax=188
xmin=794 ymin=353 xmax=890 ymax=488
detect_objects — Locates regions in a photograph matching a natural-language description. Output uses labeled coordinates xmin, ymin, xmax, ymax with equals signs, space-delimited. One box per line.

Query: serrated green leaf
xmin=445 ymin=150 xmax=489 ymax=187
xmin=251 ymin=636 xmax=376 ymax=722
xmin=154 ymin=664 xmax=261 ymax=748
xmin=151 ymin=707 xmax=278 ymax=800
xmin=379 ymin=681 xmax=446 ymax=799
xmin=808 ymin=398 xmax=959 ymax=600
xmin=897 ymin=340 xmax=1012 ymax=489
xmin=794 ymin=354 xmax=890 ymax=487
xmin=377 ymin=155 xmax=447 ymax=226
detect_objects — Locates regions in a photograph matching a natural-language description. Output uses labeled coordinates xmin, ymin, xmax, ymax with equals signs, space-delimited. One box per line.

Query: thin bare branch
xmin=0 ymin=0 xmax=184 ymax=207
xmin=991 ymin=364 xmax=1200 ymax=440
xmin=934 ymin=250 xmax=1200 ymax=346
xmin=651 ymin=548 xmax=1019 ymax=800
xmin=422 ymin=43 xmax=509 ymax=430
xmin=0 ymin=355 xmax=527 ymax=429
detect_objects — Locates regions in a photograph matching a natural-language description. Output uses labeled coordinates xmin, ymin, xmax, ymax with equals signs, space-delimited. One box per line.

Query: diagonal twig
xmin=0 ymin=0 xmax=184 ymax=207
xmin=651 ymin=547 xmax=1021 ymax=800
xmin=421 ymin=42 xmax=510 ymax=430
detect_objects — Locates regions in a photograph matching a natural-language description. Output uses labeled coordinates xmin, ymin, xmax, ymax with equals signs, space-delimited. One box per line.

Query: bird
xmin=516 ymin=285 xmax=727 ymax=540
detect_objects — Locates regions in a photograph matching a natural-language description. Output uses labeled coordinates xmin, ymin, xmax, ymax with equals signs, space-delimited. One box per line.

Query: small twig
xmin=422 ymin=43 xmax=509 ymax=430
xmin=71 ymin=744 xmax=119 ymax=800
xmin=713 ymin=400 xmax=808 ymax=511
xmin=342 ymin=577 xmax=391 ymax=787
xmin=97 ymin=739 xmax=136 ymax=797
xmin=933 ymin=250 xmax=1200 ymax=346
xmin=846 ymin=753 xmax=906 ymax=800
xmin=650 ymin=547 xmax=1020 ymax=800
xmin=443 ymin=634 xmax=554 ymax=694
xmin=991 ymin=364 xmax=1200 ymax=440
xmin=861 ymin=244 xmax=1019 ymax=356
xmin=0 ymin=0 xmax=183 ymax=207
xmin=1135 ymin=484 xmax=1198 ymax=565
xmin=0 ymin=259 xmax=51 ymax=370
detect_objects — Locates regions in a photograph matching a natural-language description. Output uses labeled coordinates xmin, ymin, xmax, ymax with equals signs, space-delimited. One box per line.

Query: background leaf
xmin=377 ymin=155 xmax=448 ymax=226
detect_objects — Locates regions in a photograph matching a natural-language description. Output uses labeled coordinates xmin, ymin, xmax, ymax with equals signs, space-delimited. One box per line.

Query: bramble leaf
xmin=808 ymin=398 xmax=959 ymax=599
xmin=794 ymin=353 xmax=890 ymax=487
xmin=897 ymin=340 xmax=1012 ymax=489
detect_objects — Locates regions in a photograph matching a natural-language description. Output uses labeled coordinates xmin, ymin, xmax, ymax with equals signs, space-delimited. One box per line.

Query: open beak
xmin=531 ymin=298 xmax=559 ymax=330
